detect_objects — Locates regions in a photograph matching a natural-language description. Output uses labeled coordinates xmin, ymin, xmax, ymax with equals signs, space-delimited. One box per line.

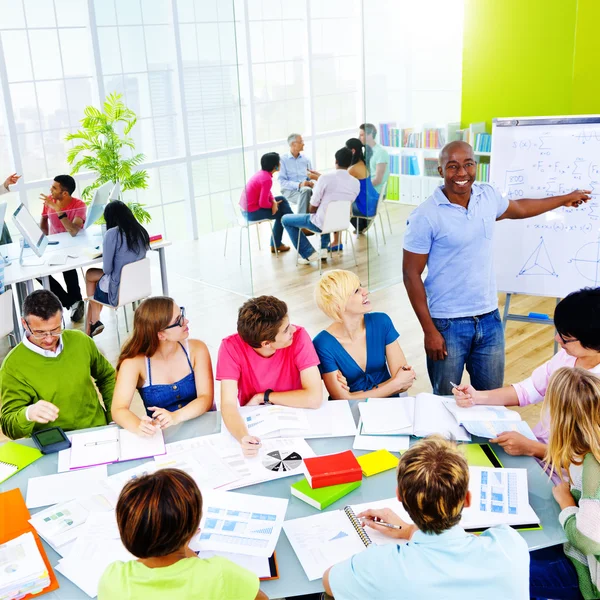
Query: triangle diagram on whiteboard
xmin=518 ymin=236 xmax=558 ymax=276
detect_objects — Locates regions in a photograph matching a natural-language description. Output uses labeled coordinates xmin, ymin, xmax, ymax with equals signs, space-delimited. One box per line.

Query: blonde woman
xmin=529 ymin=367 xmax=600 ymax=600
xmin=313 ymin=269 xmax=415 ymax=399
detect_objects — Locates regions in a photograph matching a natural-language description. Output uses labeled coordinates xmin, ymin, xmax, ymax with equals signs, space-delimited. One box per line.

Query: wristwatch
xmin=263 ymin=389 xmax=274 ymax=405
xmin=58 ymin=213 xmax=67 ymax=219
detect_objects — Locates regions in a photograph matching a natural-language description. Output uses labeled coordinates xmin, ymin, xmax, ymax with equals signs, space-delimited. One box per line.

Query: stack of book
xmin=424 ymin=157 xmax=440 ymax=177
xmin=378 ymin=123 xmax=399 ymax=147
xmin=422 ymin=127 xmax=445 ymax=148
xmin=389 ymin=154 xmax=400 ymax=175
xmin=477 ymin=162 xmax=490 ymax=182
xmin=386 ymin=175 xmax=400 ymax=200
xmin=401 ymin=155 xmax=420 ymax=175
xmin=474 ymin=133 xmax=492 ymax=153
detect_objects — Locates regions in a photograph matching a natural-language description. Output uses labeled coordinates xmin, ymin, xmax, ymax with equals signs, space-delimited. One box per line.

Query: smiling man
xmin=403 ymin=141 xmax=591 ymax=395
xmin=0 ymin=289 xmax=116 ymax=440
xmin=216 ymin=295 xmax=322 ymax=456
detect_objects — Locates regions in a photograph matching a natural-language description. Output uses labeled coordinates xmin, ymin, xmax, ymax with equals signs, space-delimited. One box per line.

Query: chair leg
xmin=239 ymin=226 xmax=243 ymax=266
xmin=123 ymin=305 xmax=129 ymax=333
xmin=256 ymin=224 xmax=261 ymax=250
xmin=268 ymin=222 xmax=278 ymax=257
xmin=379 ymin=213 xmax=387 ymax=244
xmin=224 ymin=226 xmax=229 ymax=257
xmin=347 ymin=229 xmax=358 ymax=266
xmin=372 ymin=222 xmax=380 ymax=256
xmin=384 ymin=202 xmax=393 ymax=234
xmin=318 ymin=234 xmax=323 ymax=275
xmin=115 ymin=310 xmax=121 ymax=346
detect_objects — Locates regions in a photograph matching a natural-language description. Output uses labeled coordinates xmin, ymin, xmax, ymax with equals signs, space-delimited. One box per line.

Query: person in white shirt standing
xmin=282 ymin=147 xmax=359 ymax=265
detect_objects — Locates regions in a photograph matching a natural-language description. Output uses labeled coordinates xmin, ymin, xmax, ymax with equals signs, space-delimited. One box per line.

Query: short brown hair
xmin=237 ymin=296 xmax=288 ymax=348
xmin=116 ymin=469 xmax=202 ymax=558
xmin=397 ymin=436 xmax=469 ymax=534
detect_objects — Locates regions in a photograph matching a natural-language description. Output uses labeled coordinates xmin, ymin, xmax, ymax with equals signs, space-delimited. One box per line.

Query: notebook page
xmin=283 ymin=510 xmax=366 ymax=581
xmin=413 ymin=394 xmax=470 ymax=441
xmin=69 ymin=428 xmax=120 ymax=469
xmin=0 ymin=462 xmax=18 ymax=483
xmin=118 ymin=428 xmax=165 ymax=462
xmin=358 ymin=398 xmax=413 ymax=434
xmin=441 ymin=398 xmax=522 ymax=423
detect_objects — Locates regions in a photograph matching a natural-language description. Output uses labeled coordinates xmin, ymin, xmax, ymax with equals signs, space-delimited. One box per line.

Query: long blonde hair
xmin=544 ymin=366 xmax=600 ymax=479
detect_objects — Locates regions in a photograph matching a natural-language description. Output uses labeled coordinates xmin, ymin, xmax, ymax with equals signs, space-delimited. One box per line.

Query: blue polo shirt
xmin=403 ymin=183 xmax=509 ymax=319
xmin=279 ymin=152 xmax=312 ymax=193
xmin=328 ymin=525 xmax=529 ymax=600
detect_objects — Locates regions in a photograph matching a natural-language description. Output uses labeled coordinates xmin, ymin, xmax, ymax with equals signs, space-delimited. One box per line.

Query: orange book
xmin=0 ymin=488 xmax=59 ymax=598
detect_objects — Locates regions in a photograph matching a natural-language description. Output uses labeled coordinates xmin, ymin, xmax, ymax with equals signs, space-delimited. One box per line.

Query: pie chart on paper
xmin=262 ymin=450 xmax=303 ymax=472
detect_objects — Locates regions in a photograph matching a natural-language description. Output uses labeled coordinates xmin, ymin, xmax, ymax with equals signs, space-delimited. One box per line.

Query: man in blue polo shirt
xmin=324 ymin=436 xmax=530 ymax=599
xmin=402 ymin=141 xmax=591 ymax=395
xmin=279 ymin=133 xmax=314 ymax=214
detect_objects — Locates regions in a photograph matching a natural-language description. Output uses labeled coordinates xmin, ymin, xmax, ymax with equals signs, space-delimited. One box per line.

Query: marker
xmin=85 ymin=439 xmax=118 ymax=446
xmin=363 ymin=517 xmax=402 ymax=530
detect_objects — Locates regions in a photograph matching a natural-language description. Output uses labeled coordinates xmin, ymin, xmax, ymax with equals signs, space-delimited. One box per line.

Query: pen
xmin=450 ymin=381 xmax=460 ymax=389
xmin=363 ymin=517 xmax=402 ymax=530
xmin=85 ymin=439 xmax=118 ymax=446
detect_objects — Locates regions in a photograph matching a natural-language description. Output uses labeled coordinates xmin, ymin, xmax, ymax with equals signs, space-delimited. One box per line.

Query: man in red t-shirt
xmin=39 ymin=175 xmax=87 ymax=322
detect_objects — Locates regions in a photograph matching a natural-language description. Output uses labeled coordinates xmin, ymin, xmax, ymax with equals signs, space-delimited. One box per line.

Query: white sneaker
xmin=298 ymin=251 xmax=320 ymax=265
xmin=320 ymin=248 xmax=328 ymax=260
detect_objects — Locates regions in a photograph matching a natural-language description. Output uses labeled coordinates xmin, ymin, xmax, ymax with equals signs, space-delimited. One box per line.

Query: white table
xmin=0 ymin=226 xmax=171 ymax=342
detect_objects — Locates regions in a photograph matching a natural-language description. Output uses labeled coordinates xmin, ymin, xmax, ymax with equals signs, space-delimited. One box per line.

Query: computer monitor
xmin=13 ymin=203 xmax=48 ymax=258
xmin=0 ymin=202 xmax=7 ymax=237
xmin=84 ymin=181 xmax=117 ymax=229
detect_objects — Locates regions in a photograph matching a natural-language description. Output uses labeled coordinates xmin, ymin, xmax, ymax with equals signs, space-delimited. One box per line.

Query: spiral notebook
xmin=0 ymin=442 xmax=43 ymax=484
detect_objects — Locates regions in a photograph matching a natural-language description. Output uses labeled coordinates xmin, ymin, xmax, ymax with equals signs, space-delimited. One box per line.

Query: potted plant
xmin=65 ymin=92 xmax=151 ymax=224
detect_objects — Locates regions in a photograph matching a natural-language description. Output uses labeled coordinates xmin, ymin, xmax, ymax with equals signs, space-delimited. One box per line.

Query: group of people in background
xmin=240 ymin=123 xmax=390 ymax=263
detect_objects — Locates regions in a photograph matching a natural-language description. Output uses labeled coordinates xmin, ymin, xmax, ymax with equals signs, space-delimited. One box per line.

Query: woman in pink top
xmin=453 ymin=288 xmax=600 ymax=458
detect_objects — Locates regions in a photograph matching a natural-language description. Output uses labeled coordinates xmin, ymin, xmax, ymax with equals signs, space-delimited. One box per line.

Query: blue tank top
xmin=138 ymin=342 xmax=196 ymax=416
xmin=355 ymin=177 xmax=379 ymax=217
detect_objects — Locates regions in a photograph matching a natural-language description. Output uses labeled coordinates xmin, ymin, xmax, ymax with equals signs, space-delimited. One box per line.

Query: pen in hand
xmin=450 ymin=381 xmax=460 ymax=390
xmin=362 ymin=517 xmax=402 ymax=530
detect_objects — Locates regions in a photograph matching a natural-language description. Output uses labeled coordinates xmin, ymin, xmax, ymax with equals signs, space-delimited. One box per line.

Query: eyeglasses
xmin=164 ymin=307 xmax=186 ymax=330
xmin=25 ymin=316 xmax=65 ymax=339
xmin=557 ymin=331 xmax=577 ymax=344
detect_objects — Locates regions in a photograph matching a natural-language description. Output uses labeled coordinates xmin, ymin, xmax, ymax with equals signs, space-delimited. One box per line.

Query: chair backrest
xmin=374 ymin=181 xmax=388 ymax=216
xmin=0 ymin=289 xmax=14 ymax=339
xmin=224 ymin=194 xmax=248 ymax=228
xmin=117 ymin=257 xmax=152 ymax=307
xmin=320 ymin=201 xmax=353 ymax=234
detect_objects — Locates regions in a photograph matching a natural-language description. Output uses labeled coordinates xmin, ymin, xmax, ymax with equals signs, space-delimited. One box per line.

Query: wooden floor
xmin=0 ymin=201 xmax=554 ymax=439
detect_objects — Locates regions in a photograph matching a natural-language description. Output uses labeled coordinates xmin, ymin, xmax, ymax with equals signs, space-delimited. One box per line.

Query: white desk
xmin=0 ymin=226 xmax=171 ymax=342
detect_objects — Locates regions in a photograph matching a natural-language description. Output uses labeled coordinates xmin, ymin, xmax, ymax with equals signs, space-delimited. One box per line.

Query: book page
xmin=353 ymin=419 xmax=410 ymax=452
xmin=283 ymin=510 xmax=366 ymax=581
xmin=413 ymin=394 xmax=470 ymax=441
xmin=235 ymin=405 xmax=310 ymax=438
xmin=349 ymin=497 xmax=412 ymax=546
xmin=278 ymin=400 xmax=357 ymax=439
xmin=441 ymin=398 xmax=522 ymax=423
xmin=358 ymin=398 xmax=413 ymax=434
xmin=69 ymin=428 xmax=120 ymax=469
xmin=118 ymin=428 xmax=165 ymax=462
xmin=460 ymin=420 xmax=537 ymax=441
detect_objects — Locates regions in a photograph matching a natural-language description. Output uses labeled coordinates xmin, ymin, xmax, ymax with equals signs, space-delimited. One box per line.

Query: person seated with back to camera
xmin=111 ymin=297 xmax=213 ymax=436
xmin=313 ymin=269 xmax=416 ymax=399
xmin=0 ymin=290 xmax=115 ymax=440
xmin=239 ymin=152 xmax=293 ymax=254
xmin=323 ymin=436 xmax=530 ymax=600
xmin=282 ymin=147 xmax=359 ymax=264
xmin=216 ymin=295 xmax=322 ymax=456
xmin=84 ymin=200 xmax=150 ymax=337
xmin=98 ymin=468 xmax=268 ymax=600
xmin=453 ymin=287 xmax=600 ymax=458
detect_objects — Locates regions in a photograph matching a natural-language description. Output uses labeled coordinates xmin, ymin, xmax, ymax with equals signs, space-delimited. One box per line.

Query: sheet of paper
xmin=69 ymin=428 xmax=120 ymax=469
xmin=0 ymin=531 xmax=50 ymax=596
xmin=103 ymin=462 xmax=159 ymax=496
xmin=358 ymin=398 xmax=413 ymax=434
xmin=461 ymin=420 xmax=538 ymax=441
xmin=277 ymin=400 xmax=357 ymax=439
xmin=26 ymin=465 xmax=108 ymax=509
xmin=413 ymin=394 xmax=471 ymax=441
xmin=353 ymin=428 xmax=410 ymax=452
xmin=283 ymin=510 xmax=366 ymax=581
xmin=190 ymin=490 xmax=288 ymax=558
xmin=195 ymin=551 xmax=272 ymax=579
xmin=349 ymin=497 xmax=411 ymax=546
xmin=235 ymin=405 xmax=310 ymax=438
xmin=118 ymin=428 xmax=166 ymax=462
xmin=441 ymin=398 xmax=522 ymax=423
xmin=57 ymin=435 xmax=75 ymax=473
xmin=54 ymin=512 xmax=134 ymax=598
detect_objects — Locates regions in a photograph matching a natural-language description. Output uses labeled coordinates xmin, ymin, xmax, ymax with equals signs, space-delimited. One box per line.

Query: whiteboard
xmin=491 ymin=116 xmax=600 ymax=298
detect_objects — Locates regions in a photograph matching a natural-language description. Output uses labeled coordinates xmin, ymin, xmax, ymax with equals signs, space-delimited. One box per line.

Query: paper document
xmin=26 ymin=465 xmax=108 ymax=509
xmin=190 ymin=491 xmax=288 ymax=558
xmin=235 ymin=405 xmax=310 ymax=438
xmin=278 ymin=400 xmax=357 ymax=439
xmin=103 ymin=462 xmax=159 ymax=496
xmin=353 ymin=419 xmax=410 ymax=452
xmin=358 ymin=398 xmax=412 ymax=434
xmin=441 ymin=399 xmax=522 ymax=422
xmin=461 ymin=420 xmax=538 ymax=441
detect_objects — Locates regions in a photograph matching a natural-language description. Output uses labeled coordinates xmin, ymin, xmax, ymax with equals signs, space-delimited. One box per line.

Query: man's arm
xmin=221 ymin=379 xmax=249 ymax=441
xmin=89 ymin=340 xmax=116 ymax=419
xmin=323 ymin=567 xmax=334 ymax=597
xmin=39 ymin=215 xmax=49 ymax=236
xmin=58 ymin=213 xmax=84 ymax=237
xmin=267 ymin=366 xmax=323 ymax=408
xmin=371 ymin=163 xmax=387 ymax=187
xmin=402 ymin=250 xmax=447 ymax=361
xmin=0 ymin=369 xmax=37 ymax=440
xmin=498 ymin=189 xmax=591 ymax=220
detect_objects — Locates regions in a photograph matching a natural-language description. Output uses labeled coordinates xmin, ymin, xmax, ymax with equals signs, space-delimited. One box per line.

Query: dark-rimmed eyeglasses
xmin=25 ymin=316 xmax=65 ymax=340
xmin=557 ymin=331 xmax=577 ymax=344
xmin=164 ymin=307 xmax=186 ymax=330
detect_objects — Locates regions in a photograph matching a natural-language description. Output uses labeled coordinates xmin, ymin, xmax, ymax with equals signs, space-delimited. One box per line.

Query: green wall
xmin=461 ymin=0 xmax=600 ymax=130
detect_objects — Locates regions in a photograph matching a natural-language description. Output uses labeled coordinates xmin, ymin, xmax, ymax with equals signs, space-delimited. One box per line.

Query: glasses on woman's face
xmin=164 ymin=307 xmax=186 ymax=330
xmin=557 ymin=331 xmax=577 ymax=344
xmin=25 ymin=317 xmax=65 ymax=340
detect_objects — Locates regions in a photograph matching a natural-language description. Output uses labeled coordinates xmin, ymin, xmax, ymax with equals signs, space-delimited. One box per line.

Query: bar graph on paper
xmin=479 ymin=470 xmax=518 ymax=515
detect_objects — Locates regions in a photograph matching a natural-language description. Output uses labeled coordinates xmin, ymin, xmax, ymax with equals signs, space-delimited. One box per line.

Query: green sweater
xmin=0 ymin=330 xmax=116 ymax=440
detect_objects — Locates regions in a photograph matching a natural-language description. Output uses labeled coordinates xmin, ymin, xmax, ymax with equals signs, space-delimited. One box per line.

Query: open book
xmin=68 ymin=426 xmax=165 ymax=470
xmin=284 ymin=466 xmax=539 ymax=581
xmin=358 ymin=394 xmax=470 ymax=441
xmin=441 ymin=398 xmax=537 ymax=441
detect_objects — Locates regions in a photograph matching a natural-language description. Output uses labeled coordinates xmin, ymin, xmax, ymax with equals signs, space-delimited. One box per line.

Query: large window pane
xmin=2 ymin=31 xmax=34 ymax=82
xmin=23 ymin=0 xmax=56 ymax=28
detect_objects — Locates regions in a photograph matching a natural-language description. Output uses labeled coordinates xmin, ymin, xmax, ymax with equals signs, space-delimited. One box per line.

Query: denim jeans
xmin=530 ymin=545 xmax=583 ymax=600
xmin=282 ymin=213 xmax=329 ymax=259
xmin=241 ymin=196 xmax=292 ymax=248
xmin=426 ymin=309 xmax=505 ymax=395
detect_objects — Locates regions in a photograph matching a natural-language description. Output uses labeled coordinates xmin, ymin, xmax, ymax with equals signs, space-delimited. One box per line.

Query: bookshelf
xmin=381 ymin=121 xmax=492 ymax=205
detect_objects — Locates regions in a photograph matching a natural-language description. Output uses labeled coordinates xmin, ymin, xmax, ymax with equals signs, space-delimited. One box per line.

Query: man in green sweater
xmin=0 ymin=289 xmax=115 ymax=440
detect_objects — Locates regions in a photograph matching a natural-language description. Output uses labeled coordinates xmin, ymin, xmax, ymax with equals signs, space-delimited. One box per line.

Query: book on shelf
xmin=474 ymin=132 xmax=492 ymax=153
xmin=424 ymin=157 xmax=440 ymax=177
xmin=477 ymin=162 xmax=490 ymax=182
xmin=386 ymin=175 xmax=400 ymax=200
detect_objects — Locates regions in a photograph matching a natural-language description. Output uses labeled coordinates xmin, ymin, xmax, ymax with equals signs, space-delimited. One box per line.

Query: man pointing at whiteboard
xmin=403 ymin=141 xmax=590 ymax=395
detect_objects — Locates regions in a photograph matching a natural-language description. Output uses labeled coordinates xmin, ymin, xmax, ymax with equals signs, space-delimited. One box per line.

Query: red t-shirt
xmin=41 ymin=197 xmax=87 ymax=234
xmin=216 ymin=326 xmax=320 ymax=405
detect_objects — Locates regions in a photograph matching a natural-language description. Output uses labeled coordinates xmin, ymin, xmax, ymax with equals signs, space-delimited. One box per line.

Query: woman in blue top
xmin=313 ymin=269 xmax=416 ymax=399
xmin=85 ymin=200 xmax=149 ymax=337
xmin=111 ymin=297 xmax=214 ymax=436
xmin=346 ymin=137 xmax=380 ymax=236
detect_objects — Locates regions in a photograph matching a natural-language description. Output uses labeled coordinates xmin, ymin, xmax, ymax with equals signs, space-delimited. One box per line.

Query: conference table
xmin=0 ymin=403 xmax=566 ymax=599
xmin=0 ymin=226 xmax=171 ymax=343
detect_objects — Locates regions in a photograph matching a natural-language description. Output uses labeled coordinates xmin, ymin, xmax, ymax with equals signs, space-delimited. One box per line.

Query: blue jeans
xmin=241 ymin=196 xmax=292 ymax=248
xmin=530 ymin=545 xmax=583 ymax=600
xmin=427 ymin=309 xmax=505 ymax=395
xmin=282 ymin=214 xmax=329 ymax=259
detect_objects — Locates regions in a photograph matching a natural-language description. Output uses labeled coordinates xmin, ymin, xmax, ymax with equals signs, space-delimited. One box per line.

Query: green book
xmin=291 ymin=478 xmax=361 ymax=510
xmin=0 ymin=442 xmax=43 ymax=483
